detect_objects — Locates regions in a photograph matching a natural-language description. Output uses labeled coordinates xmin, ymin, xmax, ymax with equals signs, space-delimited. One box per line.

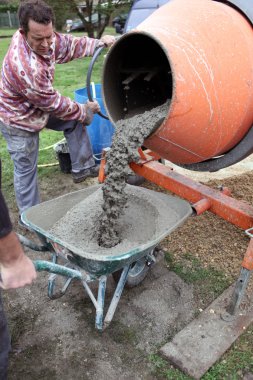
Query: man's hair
xmin=18 ymin=0 xmax=55 ymax=34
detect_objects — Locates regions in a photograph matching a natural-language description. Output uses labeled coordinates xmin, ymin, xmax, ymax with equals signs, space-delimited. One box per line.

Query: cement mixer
xmin=96 ymin=0 xmax=253 ymax=318
xmin=102 ymin=0 xmax=253 ymax=171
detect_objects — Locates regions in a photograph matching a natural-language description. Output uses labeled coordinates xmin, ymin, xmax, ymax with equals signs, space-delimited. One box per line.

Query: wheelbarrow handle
xmin=18 ymin=233 xmax=49 ymax=252
xmin=33 ymin=260 xmax=82 ymax=280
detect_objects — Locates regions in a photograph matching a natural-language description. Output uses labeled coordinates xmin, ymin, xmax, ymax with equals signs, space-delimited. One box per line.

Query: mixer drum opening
xmin=102 ymin=33 xmax=172 ymax=122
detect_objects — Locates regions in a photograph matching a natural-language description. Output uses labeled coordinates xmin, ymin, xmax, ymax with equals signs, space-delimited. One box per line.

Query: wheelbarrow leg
xmin=103 ymin=264 xmax=131 ymax=329
xmin=223 ymin=238 xmax=253 ymax=320
xmin=46 ymin=254 xmax=79 ymax=299
xmin=95 ymin=275 xmax=107 ymax=331
xmin=48 ymin=274 xmax=73 ymax=299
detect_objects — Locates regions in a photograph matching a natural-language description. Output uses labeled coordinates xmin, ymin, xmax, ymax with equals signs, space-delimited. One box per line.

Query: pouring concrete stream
xmin=49 ymin=103 xmax=168 ymax=250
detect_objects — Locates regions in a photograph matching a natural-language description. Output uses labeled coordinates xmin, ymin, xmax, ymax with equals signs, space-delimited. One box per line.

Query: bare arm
xmin=0 ymin=231 xmax=37 ymax=290
xmin=0 ymin=190 xmax=36 ymax=290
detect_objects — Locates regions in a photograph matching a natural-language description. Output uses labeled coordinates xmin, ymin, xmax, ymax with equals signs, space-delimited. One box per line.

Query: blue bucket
xmin=74 ymin=84 xmax=114 ymax=162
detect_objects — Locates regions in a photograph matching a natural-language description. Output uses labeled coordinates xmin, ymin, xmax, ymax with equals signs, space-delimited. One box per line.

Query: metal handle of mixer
xmin=86 ymin=45 xmax=109 ymax=120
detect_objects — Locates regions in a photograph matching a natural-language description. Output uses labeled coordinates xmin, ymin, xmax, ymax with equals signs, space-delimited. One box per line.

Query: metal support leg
xmin=222 ymin=237 xmax=253 ymax=321
xmin=48 ymin=274 xmax=73 ymax=299
xmin=43 ymin=254 xmax=82 ymax=299
xmin=223 ymin=268 xmax=252 ymax=320
xmin=95 ymin=276 xmax=107 ymax=331
xmin=103 ymin=264 xmax=131 ymax=329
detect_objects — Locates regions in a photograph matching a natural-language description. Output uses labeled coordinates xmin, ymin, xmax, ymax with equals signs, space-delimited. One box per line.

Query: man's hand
xmin=99 ymin=35 xmax=116 ymax=48
xmin=87 ymin=100 xmax=100 ymax=113
xmin=83 ymin=100 xmax=100 ymax=126
xmin=0 ymin=232 xmax=37 ymax=290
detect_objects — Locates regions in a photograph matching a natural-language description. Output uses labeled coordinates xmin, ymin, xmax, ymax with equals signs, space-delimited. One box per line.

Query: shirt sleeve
xmin=0 ymin=190 xmax=12 ymax=239
xmin=23 ymin=75 xmax=88 ymax=122
xmin=54 ymin=32 xmax=100 ymax=63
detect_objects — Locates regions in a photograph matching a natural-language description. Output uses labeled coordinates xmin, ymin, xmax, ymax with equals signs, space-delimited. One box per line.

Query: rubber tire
xmin=112 ymin=256 xmax=150 ymax=288
xmin=126 ymin=174 xmax=145 ymax=186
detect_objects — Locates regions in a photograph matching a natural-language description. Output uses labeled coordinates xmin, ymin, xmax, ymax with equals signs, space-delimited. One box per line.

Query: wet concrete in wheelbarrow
xmin=47 ymin=184 xmax=191 ymax=259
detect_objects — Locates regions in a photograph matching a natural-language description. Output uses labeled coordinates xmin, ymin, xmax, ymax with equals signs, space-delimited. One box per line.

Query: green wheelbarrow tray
xmin=21 ymin=184 xmax=193 ymax=277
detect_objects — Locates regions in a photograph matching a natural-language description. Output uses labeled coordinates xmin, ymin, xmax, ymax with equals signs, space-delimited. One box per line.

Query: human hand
xmin=87 ymin=100 xmax=100 ymax=113
xmin=0 ymin=232 xmax=37 ymax=290
xmin=83 ymin=101 xmax=100 ymax=126
xmin=98 ymin=35 xmax=116 ymax=48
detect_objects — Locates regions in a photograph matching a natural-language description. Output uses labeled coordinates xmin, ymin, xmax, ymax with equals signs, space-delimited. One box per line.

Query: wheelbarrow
xmin=19 ymin=184 xmax=192 ymax=331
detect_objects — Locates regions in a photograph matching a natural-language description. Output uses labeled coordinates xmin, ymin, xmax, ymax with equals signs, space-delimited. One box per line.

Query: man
xmin=0 ymin=0 xmax=115 ymax=215
xmin=0 ymin=187 xmax=37 ymax=379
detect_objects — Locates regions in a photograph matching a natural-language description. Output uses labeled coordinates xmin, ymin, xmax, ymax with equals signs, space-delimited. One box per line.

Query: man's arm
xmin=0 ymin=190 xmax=36 ymax=290
xmin=54 ymin=32 xmax=115 ymax=64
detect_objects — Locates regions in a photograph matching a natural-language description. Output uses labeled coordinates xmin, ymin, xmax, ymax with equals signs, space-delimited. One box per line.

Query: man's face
xmin=24 ymin=19 xmax=54 ymax=55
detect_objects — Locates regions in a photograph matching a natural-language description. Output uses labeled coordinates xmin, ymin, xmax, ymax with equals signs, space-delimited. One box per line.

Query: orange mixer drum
xmin=102 ymin=0 xmax=253 ymax=164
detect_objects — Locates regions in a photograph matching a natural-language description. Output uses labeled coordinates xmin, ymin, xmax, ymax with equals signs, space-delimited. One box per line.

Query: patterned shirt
xmin=0 ymin=30 xmax=99 ymax=132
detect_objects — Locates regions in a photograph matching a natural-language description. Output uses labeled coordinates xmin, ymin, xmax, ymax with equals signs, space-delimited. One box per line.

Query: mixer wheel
xmin=112 ymin=256 xmax=150 ymax=288
xmin=126 ymin=174 xmax=145 ymax=186
xmin=126 ymin=158 xmax=165 ymax=186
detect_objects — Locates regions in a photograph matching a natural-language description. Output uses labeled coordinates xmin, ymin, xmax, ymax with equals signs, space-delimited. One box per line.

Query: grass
xmin=150 ymin=354 xmax=192 ymax=380
xmin=164 ymin=251 xmax=230 ymax=301
xmin=0 ymin=28 xmax=17 ymax=37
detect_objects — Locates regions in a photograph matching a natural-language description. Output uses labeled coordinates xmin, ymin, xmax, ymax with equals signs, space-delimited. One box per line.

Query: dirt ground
xmin=3 ymin=161 xmax=253 ymax=379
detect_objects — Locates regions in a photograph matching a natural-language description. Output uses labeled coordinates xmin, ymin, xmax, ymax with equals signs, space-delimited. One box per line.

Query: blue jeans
xmin=0 ymin=117 xmax=95 ymax=214
xmin=0 ymin=291 xmax=10 ymax=380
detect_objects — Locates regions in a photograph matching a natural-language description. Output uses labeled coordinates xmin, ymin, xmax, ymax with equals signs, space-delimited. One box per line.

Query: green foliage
xmin=48 ymin=0 xmax=131 ymax=36
xmin=47 ymin=0 xmax=76 ymax=31
xmin=0 ymin=4 xmax=18 ymax=12
xmin=96 ymin=0 xmax=132 ymax=17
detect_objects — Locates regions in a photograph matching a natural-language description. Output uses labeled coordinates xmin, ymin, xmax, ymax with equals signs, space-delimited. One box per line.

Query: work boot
xmin=72 ymin=165 xmax=99 ymax=183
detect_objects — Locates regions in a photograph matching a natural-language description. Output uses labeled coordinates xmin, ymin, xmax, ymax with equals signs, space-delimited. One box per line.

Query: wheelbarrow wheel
xmin=112 ymin=257 xmax=150 ymax=288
